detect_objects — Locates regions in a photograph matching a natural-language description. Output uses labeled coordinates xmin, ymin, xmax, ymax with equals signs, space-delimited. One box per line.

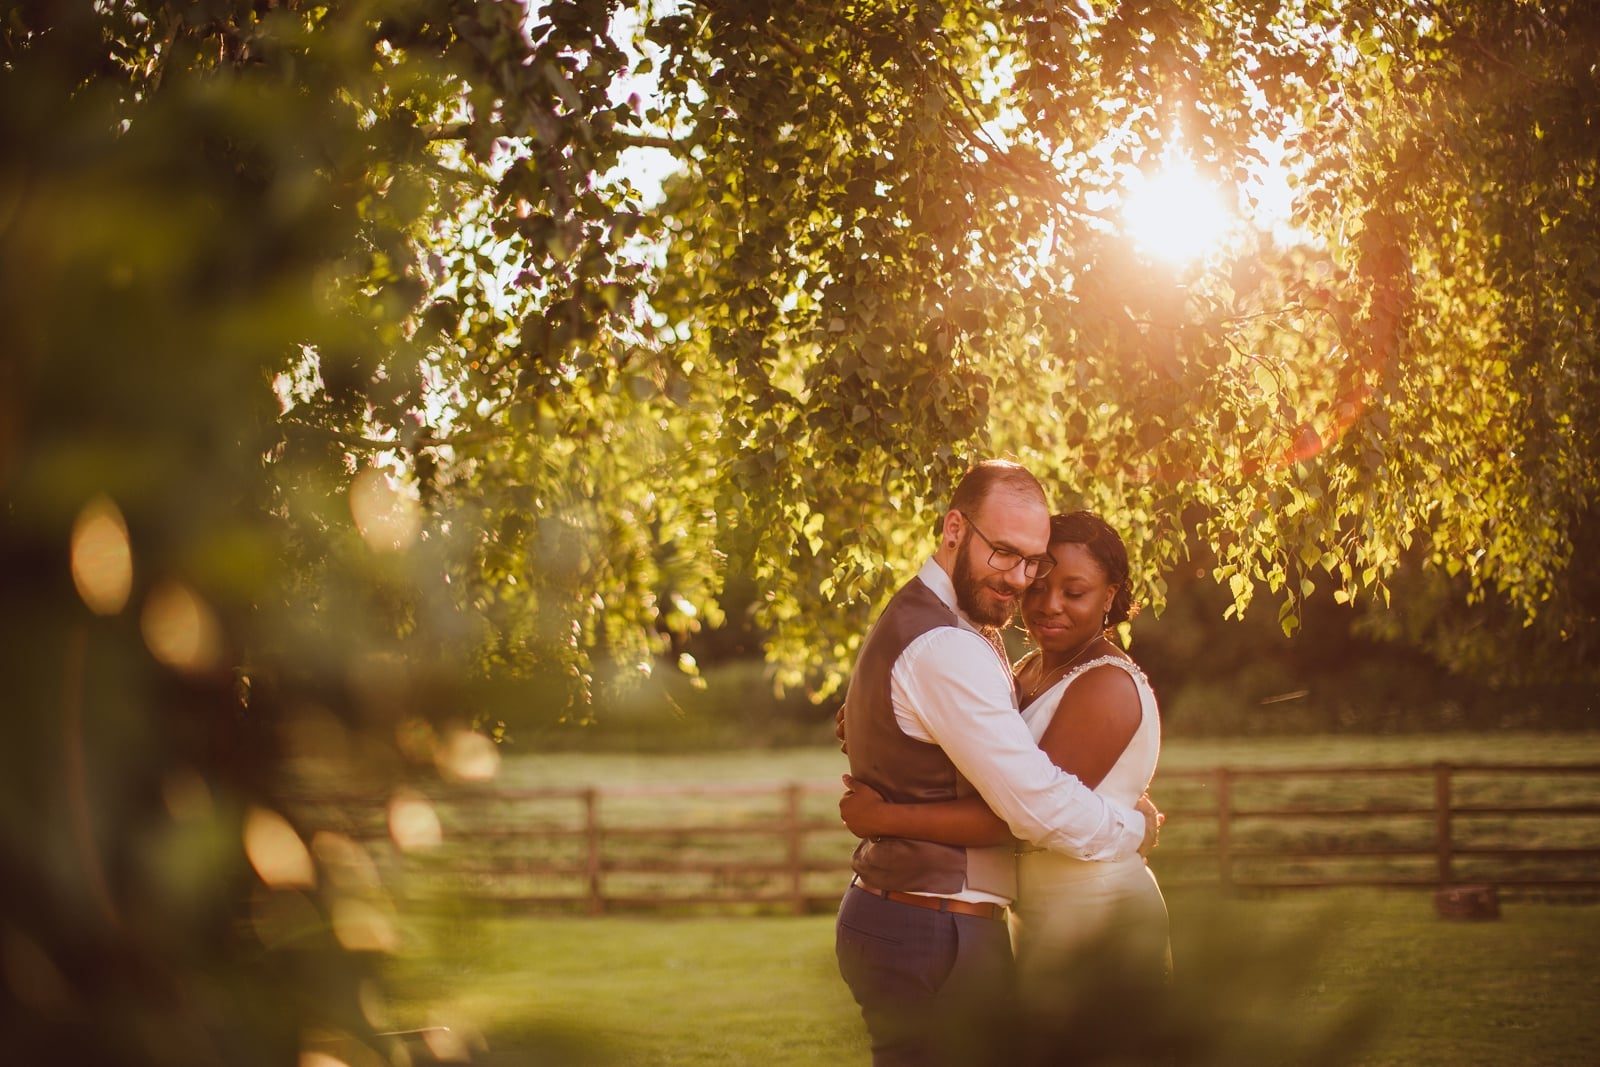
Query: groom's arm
xmin=893 ymin=628 xmax=1147 ymax=861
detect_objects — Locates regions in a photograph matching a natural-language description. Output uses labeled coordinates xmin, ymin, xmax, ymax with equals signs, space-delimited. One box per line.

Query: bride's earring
xmin=1101 ymin=610 xmax=1111 ymax=631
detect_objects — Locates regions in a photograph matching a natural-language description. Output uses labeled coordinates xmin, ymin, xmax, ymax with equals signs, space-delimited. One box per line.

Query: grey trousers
xmin=835 ymin=884 xmax=1015 ymax=1067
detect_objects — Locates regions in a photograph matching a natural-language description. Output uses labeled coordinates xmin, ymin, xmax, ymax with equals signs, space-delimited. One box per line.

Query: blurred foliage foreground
xmin=2 ymin=1 xmax=1599 ymax=1064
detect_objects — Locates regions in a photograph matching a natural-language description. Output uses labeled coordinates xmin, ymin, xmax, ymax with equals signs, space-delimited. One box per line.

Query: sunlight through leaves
xmin=1121 ymin=154 xmax=1233 ymax=265
xmin=349 ymin=468 xmax=420 ymax=553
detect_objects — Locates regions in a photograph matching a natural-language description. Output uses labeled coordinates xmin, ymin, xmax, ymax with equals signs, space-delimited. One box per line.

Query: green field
xmin=365 ymin=735 xmax=1600 ymax=1065
xmin=383 ymin=890 xmax=1600 ymax=1066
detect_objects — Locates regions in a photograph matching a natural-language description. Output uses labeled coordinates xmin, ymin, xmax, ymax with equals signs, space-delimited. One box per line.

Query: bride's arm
xmin=1036 ymin=663 xmax=1143 ymax=789
xmin=839 ymin=775 xmax=1014 ymax=846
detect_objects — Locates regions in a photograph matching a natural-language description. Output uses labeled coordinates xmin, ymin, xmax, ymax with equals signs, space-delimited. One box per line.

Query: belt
xmin=854 ymin=882 xmax=1007 ymax=922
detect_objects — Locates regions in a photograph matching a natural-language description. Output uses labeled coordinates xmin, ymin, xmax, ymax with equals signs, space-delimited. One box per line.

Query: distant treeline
xmin=505 ymin=563 xmax=1594 ymax=753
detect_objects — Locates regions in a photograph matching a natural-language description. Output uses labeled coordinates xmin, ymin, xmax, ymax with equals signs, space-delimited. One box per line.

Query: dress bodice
xmin=1011 ymin=654 xmax=1169 ymax=976
xmin=1018 ymin=654 xmax=1160 ymax=809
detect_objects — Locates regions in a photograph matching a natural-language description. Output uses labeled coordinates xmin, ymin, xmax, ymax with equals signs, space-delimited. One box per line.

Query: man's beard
xmin=952 ymin=530 xmax=1017 ymax=628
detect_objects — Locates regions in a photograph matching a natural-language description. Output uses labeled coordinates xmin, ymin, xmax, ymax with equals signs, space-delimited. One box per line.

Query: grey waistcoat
xmin=842 ymin=575 xmax=1018 ymax=898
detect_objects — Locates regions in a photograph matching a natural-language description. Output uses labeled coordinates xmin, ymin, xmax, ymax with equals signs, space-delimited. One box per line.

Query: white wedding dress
xmin=1011 ymin=654 xmax=1171 ymax=977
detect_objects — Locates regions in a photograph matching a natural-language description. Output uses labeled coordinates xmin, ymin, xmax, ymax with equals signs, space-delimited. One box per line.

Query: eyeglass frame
xmin=955 ymin=510 xmax=1057 ymax=581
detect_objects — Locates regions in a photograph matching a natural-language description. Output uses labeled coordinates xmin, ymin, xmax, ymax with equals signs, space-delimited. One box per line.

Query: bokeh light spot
xmin=70 ymin=495 xmax=133 ymax=615
xmin=2 ymin=927 xmax=72 ymax=1018
xmin=395 ymin=717 xmax=439 ymax=764
xmin=330 ymin=897 xmax=399 ymax=953
xmin=244 ymin=806 xmax=315 ymax=889
xmin=311 ymin=832 xmax=381 ymax=890
xmin=297 ymin=1052 xmax=350 ymax=1067
xmin=422 ymin=1026 xmax=472 ymax=1063
xmin=357 ymin=978 xmax=390 ymax=1031
xmin=435 ymin=729 xmax=500 ymax=783
xmin=161 ymin=769 xmax=214 ymax=822
xmin=387 ymin=790 xmax=442 ymax=851
xmin=141 ymin=580 xmax=223 ymax=673
xmin=249 ymin=887 xmax=321 ymax=949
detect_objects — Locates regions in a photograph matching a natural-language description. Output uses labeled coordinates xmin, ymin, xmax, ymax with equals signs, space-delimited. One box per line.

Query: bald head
xmin=942 ymin=460 xmax=1047 ymax=534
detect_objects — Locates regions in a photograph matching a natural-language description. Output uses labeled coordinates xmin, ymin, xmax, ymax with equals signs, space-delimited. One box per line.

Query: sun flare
xmin=1120 ymin=157 xmax=1233 ymax=265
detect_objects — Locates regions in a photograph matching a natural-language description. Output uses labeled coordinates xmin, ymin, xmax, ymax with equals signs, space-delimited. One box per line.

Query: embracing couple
xmin=834 ymin=459 xmax=1169 ymax=1066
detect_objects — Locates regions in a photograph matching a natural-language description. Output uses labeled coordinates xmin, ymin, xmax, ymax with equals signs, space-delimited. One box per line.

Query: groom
xmin=835 ymin=459 xmax=1158 ymax=1066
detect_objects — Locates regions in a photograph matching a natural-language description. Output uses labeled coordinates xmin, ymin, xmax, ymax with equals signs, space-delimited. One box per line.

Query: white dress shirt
xmin=888 ymin=559 xmax=1148 ymax=903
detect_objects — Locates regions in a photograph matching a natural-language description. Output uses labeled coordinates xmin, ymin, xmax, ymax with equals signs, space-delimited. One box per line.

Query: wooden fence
xmin=1157 ymin=761 xmax=1600 ymax=893
xmin=308 ymin=761 xmax=1600 ymax=914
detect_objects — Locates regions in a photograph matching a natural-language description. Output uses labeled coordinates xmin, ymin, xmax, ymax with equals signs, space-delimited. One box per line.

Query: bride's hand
xmin=839 ymin=774 xmax=890 ymax=838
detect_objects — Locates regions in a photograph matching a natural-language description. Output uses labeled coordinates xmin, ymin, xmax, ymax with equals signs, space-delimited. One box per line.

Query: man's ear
xmin=940 ymin=510 xmax=962 ymax=548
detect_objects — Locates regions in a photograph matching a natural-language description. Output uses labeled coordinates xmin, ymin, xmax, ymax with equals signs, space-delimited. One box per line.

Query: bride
xmin=840 ymin=510 xmax=1170 ymax=979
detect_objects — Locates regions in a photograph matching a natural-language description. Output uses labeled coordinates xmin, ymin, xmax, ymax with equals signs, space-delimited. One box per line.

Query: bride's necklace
xmin=1019 ymin=633 xmax=1109 ymax=706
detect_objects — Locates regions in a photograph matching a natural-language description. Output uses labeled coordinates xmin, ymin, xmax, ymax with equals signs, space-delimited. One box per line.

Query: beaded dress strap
xmin=1060 ymin=653 xmax=1150 ymax=691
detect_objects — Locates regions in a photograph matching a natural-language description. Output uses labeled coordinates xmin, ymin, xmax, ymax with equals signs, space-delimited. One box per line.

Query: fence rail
xmin=297 ymin=761 xmax=1600 ymax=914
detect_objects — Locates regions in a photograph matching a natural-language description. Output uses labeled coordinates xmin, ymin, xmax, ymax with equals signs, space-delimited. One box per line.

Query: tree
xmin=630 ymin=0 xmax=1598 ymax=688
xmin=3 ymin=0 xmax=1594 ymax=1061
xmin=1332 ymin=0 xmax=1599 ymax=683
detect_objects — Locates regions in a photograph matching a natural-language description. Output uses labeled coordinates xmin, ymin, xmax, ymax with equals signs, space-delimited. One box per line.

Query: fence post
xmin=583 ymin=787 xmax=604 ymax=915
xmin=1434 ymin=762 xmax=1453 ymax=887
xmin=785 ymin=783 xmax=806 ymax=915
xmin=1215 ymin=767 xmax=1233 ymax=891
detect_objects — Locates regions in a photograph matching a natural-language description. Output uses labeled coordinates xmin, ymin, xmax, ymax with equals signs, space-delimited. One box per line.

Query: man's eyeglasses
xmin=958 ymin=511 xmax=1056 ymax=581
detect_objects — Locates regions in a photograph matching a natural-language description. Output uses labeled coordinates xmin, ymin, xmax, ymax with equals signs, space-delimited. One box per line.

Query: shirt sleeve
xmin=891 ymin=626 xmax=1147 ymax=861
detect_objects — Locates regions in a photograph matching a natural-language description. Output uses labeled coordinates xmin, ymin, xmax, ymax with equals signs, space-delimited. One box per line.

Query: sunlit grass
xmin=381 ymin=889 xmax=1600 ymax=1066
xmin=386 ymin=910 xmax=862 ymax=1066
xmin=358 ymin=736 xmax=1600 ymax=1064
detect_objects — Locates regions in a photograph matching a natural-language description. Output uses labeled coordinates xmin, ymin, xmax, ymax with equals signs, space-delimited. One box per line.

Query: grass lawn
xmin=356 ymin=738 xmax=1600 ymax=1063
xmin=383 ymin=888 xmax=1600 ymax=1066
xmin=386 ymin=909 xmax=861 ymax=1066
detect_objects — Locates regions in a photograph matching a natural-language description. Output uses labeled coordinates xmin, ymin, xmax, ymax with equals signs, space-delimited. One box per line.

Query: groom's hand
xmin=1135 ymin=793 xmax=1164 ymax=856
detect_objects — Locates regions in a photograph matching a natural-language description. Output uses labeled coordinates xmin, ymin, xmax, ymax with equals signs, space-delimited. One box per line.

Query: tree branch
xmin=755 ymin=21 xmax=808 ymax=65
xmin=698 ymin=0 xmax=810 ymax=64
xmin=278 ymin=419 xmax=512 ymax=453
xmin=616 ymin=130 xmax=691 ymax=151
xmin=426 ymin=121 xmax=692 ymax=154
xmin=922 ymin=36 xmax=1117 ymax=224
xmin=424 ymin=122 xmax=471 ymax=142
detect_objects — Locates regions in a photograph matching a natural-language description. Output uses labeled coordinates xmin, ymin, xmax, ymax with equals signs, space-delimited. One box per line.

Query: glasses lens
xmin=1028 ymin=557 xmax=1055 ymax=580
xmin=989 ymin=547 xmax=1022 ymax=572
